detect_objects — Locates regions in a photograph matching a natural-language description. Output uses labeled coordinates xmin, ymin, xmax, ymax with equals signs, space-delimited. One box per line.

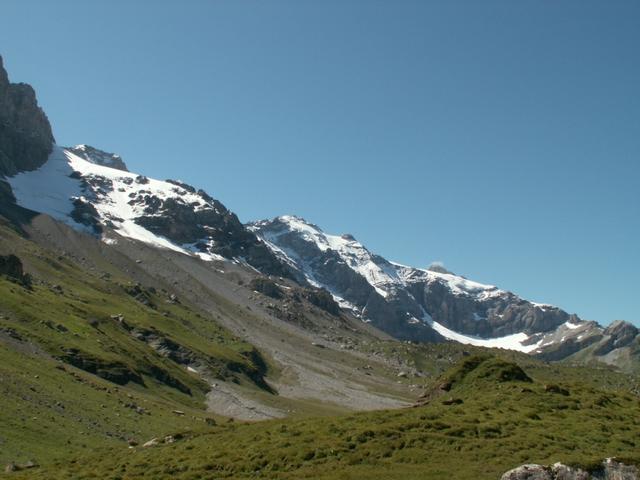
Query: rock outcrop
xmin=500 ymin=459 xmax=638 ymax=480
xmin=130 ymin=181 xmax=292 ymax=277
xmin=593 ymin=321 xmax=639 ymax=355
xmin=0 ymin=55 xmax=54 ymax=177
xmin=68 ymin=144 xmax=128 ymax=171
xmin=0 ymin=254 xmax=32 ymax=287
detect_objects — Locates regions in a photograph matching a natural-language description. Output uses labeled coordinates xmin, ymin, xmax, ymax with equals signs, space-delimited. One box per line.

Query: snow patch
xmin=419 ymin=310 xmax=540 ymax=353
xmin=8 ymin=145 xmax=228 ymax=263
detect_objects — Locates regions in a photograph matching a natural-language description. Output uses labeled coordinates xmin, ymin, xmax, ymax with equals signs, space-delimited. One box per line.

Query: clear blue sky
xmin=1 ymin=0 xmax=638 ymax=325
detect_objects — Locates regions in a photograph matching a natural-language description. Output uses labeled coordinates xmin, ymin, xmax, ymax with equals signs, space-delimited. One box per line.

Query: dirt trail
xmin=205 ymin=381 xmax=286 ymax=420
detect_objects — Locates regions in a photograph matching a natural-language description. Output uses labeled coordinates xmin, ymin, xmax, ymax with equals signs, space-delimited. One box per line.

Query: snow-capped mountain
xmin=6 ymin=145 xmax=290 ymax=277
xmin=5 ymin=147 xmax=637 ymax=360
xmin=1 ymin=49 xmax=636 ymax=363
xmin=249 ymin=216 xmax=638 ymax=357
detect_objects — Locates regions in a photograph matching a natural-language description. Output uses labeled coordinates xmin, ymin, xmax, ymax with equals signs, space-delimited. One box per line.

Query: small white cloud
xmin=427 ymin=261 xmax=451 ymax=274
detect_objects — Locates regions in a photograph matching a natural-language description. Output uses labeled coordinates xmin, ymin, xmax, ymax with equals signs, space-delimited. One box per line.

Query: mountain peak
xmin=68 ymin=144 xmax=128 ymax=172
xmin=276 ymin=215 xmax=323 ymax=231
xmin=250 ymin=215 xmax=597 ymax=352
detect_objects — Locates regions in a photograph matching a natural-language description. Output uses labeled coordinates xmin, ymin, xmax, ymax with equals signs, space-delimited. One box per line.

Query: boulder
xmin=501 ymin=464 xmax=552 ymax=480
xmin=142 ymin=437 xmax=159 ymax=448
xmin=501 ymin=460 xmax=638 ymax=480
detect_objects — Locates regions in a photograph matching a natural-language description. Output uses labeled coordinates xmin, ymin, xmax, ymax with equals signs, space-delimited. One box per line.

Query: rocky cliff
xmin=0 ymin=55 xmax=54 ymax=178
xmin=249 ymin=215 xmax=640 ymax=369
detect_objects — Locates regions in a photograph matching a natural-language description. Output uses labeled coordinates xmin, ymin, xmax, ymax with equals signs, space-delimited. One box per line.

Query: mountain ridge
xmin=249 ymin=215 xmax=639 ymax=367
xmin=0 ymin=53 xmax=637 ymax=372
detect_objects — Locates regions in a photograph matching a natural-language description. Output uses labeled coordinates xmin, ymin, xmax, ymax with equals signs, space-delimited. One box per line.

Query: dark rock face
xmin=0 ymin=254 xmax=25 ymax=279
xmin=132 ymin=184 xmax=291 ymax=278
xmin=61 ymin=348 xmax=144 ymax=386
xmin=299 ymin=287 xmax=341 ymax=316
xmin=0 ymin=254 xmax=32 ymax=288
xmin=594 ymin=320 xmax=639 ymax=355
xmin=392 ymin=263 xmax=580 ymax=339
xmin=249 ymin=277 xmax=284 ymax=299
xmin=70 ymin=197 xmax=103 ymax=234
xmin=67 ymin=145 xmax=128 ymax=171
xmin=534 ymin=321 xmax=604 ymax=361
xmin=0 ymin=55 xmax=54 ymax=177
xmin=0 ymin=179 xmax=15 ymax=204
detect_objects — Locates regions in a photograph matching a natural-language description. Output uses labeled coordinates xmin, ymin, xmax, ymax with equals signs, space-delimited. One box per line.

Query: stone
xmin=501 ymin=460 xmax=639 ymax=480
xmin=142 ymin=438 xmax=159 ymax=448
xmin=0 ymin=254 xmax=32 ymax=288
xmin=501 ymin=464 xmax=552 ymax=480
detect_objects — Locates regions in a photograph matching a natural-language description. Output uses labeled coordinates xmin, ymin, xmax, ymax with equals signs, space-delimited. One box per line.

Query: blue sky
xmin=1 ymin=0 xmax=638 ymax=325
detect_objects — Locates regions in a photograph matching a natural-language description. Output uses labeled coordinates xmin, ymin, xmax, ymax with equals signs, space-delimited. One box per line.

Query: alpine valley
xmin=0 ymin=55 xmax=639 ymax=480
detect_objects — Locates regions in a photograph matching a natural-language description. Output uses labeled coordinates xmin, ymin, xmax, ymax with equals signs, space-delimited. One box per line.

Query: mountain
xmin=1 ymin=57 xmax=636 ymax=372
xmin=2 ymin=51 xmax=633 ymax=367
xmin=0 ymin=53 xmax=639 ymax=479
xmin=13 ymin=353 xmax=640 ymax=480
xmin=249 ymin=215 xmax=639 ymax=367
xmin=6 ymin=144 xmax=291 ymax=278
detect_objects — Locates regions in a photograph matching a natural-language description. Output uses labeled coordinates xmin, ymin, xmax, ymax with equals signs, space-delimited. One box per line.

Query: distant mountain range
xmin=1 ymin=54 xmax=638 ymax=372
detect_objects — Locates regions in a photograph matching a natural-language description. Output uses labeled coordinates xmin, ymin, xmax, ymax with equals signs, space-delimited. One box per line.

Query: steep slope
xmin=0 ymin=209 xmax=441 ymax=467
xmin=0 ymin=54 xmax=54 ymax=208
xmin=249 ymin=216 xmax=639 ymax=368
xmin=0 ymin=55 xmax=54 ymax=178
xmin=6 ymin=145 xmax=290 ymax=277
xmin=0 ymin=215 xmax=264 ymax=465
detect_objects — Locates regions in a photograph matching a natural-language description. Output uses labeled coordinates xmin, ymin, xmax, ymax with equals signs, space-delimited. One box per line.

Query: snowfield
xmin=8 ymin=145 xmax=224 ymax=260
xmin=8 ymin=148 xmax=593 ymax=355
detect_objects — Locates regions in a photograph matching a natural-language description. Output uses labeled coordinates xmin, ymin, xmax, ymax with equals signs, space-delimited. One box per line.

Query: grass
xmin=9 ymin=355 xmax=640 ymax=479
xmin=1 ymin=217 xmax=640 ymax=478
xmin=0 ymin=221 xmax=271 ymax=465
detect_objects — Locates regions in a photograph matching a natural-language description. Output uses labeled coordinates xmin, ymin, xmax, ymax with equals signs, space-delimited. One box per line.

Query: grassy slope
xmin=0 ymin=218 xmax=268 ymax=465
xmin=1 ymin=214 xmax=640 ymax=478
xmin=11 ymin=355 xmax=640 ymax=480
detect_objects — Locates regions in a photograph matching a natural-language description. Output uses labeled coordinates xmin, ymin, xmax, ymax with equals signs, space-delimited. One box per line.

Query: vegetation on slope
xmin=10 ymin=355 xmax=640 ymax=480
xmin=0 ymin=218 xmax=270 ymax=465
xmin=1 ymin=213 xmax=639 ymax=479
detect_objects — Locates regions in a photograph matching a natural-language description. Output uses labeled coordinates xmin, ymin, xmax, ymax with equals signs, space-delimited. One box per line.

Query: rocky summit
xmin=67 ymin=144 xmax=129 ymax=172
